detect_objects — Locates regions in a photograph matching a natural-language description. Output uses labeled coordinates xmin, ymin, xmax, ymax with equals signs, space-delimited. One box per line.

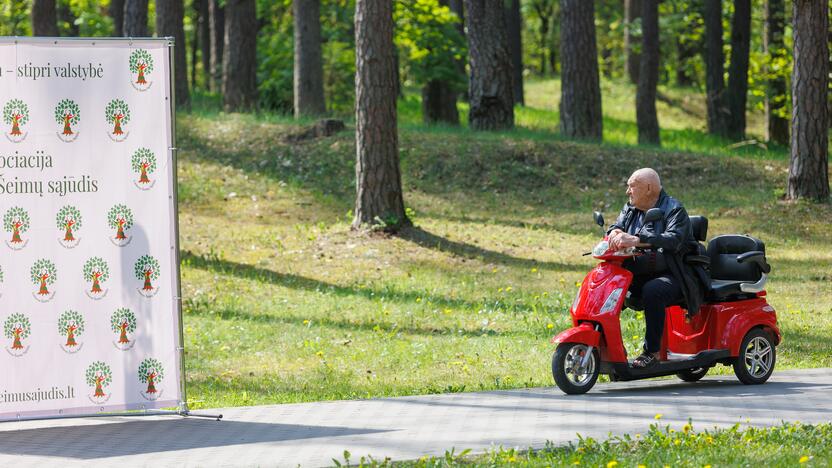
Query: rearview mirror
xmin=644 ymin=208 xmax=664 ymax=223
xmin=593 ymin=211 xmax=605 ymax=228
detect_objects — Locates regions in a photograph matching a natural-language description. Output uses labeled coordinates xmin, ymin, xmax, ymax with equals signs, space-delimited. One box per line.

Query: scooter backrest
xmin=708 ymin=234 xmax=766 ymax=281
xmin=689 ymin=216 xmax=708 ymax=242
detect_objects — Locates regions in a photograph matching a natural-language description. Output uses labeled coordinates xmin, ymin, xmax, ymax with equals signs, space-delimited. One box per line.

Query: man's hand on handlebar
xmin=608 ymin=229 xmax=650 ymax=251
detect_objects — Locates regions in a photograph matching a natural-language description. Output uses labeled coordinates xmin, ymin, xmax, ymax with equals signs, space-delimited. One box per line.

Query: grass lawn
xmin=177 ymin=78 xmax=831 ymax=410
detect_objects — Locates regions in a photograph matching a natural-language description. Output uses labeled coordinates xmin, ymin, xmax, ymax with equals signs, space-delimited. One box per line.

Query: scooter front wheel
xmin=552 ymin=342 xmax=600 ymax=395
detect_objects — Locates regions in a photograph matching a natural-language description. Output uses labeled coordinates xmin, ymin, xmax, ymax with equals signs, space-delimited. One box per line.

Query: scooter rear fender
xmin=552 ymin=322 xmax=600 ymax=347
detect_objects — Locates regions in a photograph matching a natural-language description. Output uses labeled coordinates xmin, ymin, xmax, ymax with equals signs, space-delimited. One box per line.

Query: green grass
xmin=333 ymin=421 xmax=832 ymax=466
xmin=177 ymin=78 xmax=831 ymax=410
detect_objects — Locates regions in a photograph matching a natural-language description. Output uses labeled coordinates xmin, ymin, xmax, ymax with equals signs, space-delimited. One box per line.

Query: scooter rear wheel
xmin=552 ymin=343 xmax=600 ymax=395
xmin=733 ymin=328 xmax=776 ymax=385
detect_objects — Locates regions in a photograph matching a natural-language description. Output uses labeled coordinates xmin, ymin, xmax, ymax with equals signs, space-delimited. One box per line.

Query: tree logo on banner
xmin=85 ymin=361 xmax=113 ymax=403
xmin=54 ymin=99 xmax=81 ymax=142
xmin=83 ymin=257 xmax=110 ymax=300
xmin=129 ymin=49 xmax=154 ymax=91
xmin=3 ymin=99 xmax=29 ymax=143
xmin=4 ymin=206 xmax=30 ymax=250
xmin=58 ymin=310 xmax=85 ymax=353
xmin=105 ymin=99 xmax=131 ymax=141
xmin=107 ymin=204 xmax=134 ymax=247
xmin=135 ymin=255 xmax=161 ymax=297
xmin=56 ymin=205 xmax=83 ymax=248
xmin=0 ymin=264 xmax=4 ymax=299
xmin=138 ymin=357 xmax=165 ymax=400
xmin=31 ymin=258 xmax=57 ymax=302
xmin=4 ymin=313 xmax=31 ymax=357
xmin=111 ymin=308 xmax=137 ymax=350
xmin=132 ymin=148 xmax=157 ymax=189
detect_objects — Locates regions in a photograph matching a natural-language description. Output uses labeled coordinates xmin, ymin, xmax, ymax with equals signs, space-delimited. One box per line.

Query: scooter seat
xmin=707 ymin=234 xmax=770 ymax=301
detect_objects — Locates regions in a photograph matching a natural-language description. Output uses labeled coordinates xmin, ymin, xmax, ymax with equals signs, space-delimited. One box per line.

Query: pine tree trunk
xmin=725 ymin=0 xmax=751 ymax=140
xmin=788 ymin=0 xmax=829 ymax=201
xmin=209 ymin=0 xmax=225 ymax=92
xmin=123 ymin=0 xmax=149 ymax=37
xmin=110 ymin=0 xmax=125 ymax=36
xmin=294 ymin=0 xmax=326 ymax=118
xmin=637 ymin=0 xmax=660 ymax=145
xmin=559 ymin=0 xmax=602 ymax=140
xmin=422 ymin=79 xmax=460 ymax=125
xmin=506 ymin=0 xmax=524 ymax=105
xmin=703 ymin=0 xmax=727 ymax=137
xmin=624 ymin=0 xmax=641 ymax=84
xmin=352 ymin=0 xmax=409 ymax=231
xmin=464 ymin=0 xmax=514 ymax=131
xmin=156 ymin=0 xmax=191 ymax=109
xmin=222 ymin=0 xmax=258 ymax=112
xmin=449 ymin=0 xmax=468 ymax=101
xmin=675 ymin=35 xmax=698 ymax=87
xmin=32 ymin=0 xmax=58 ymax=36
xmin=763 ymin=0 xmax=789 ymax=146
xmin=197 ymin=0 xmax=211 ymax=90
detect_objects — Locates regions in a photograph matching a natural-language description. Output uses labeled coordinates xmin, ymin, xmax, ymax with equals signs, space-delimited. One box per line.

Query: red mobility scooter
xmin=551 ymin=209 xmax=780 ymax=394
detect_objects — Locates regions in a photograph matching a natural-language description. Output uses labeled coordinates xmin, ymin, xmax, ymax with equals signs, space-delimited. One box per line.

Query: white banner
xmin=0 ymin=38 xmax=182 ymax=420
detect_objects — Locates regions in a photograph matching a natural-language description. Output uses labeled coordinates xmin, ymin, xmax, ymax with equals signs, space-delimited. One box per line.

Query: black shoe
xmin=632 ymin=352 xmax=659 ymax=369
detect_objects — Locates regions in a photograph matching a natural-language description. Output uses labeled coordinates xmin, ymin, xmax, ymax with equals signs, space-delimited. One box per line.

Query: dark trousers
xmin=629 ymin=274 xmax=683 ymax=353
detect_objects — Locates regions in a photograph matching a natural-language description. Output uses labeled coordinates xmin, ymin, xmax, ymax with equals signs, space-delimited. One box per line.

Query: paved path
xmin=2 ymin=368 xmax=831 ymax=467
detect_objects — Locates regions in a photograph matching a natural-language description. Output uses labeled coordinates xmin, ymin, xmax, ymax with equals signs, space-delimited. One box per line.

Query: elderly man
xmin=607 ymin=168 xmax=706 ymax=368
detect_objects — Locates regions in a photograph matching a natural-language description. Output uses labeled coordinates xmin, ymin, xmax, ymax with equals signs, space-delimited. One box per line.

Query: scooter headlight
xmin=599 ymin=288 xmax=623 ymax=314
xmin=592 ymin=241 xmax=609 ymax=257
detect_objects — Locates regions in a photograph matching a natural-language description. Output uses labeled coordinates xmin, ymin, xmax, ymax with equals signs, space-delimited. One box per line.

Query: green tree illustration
xmin=4 ymin=313 xmax=30 ymax=350
xmin=3 ymin=99 xmax=29 ymax=135
xmin=83 ymin=257 xmax=109 ymax=293
xmin=30 ymin=259 xmax=57 ymax=295
xmin=85 ymin=361 xmax=112 ymax=397
xmin=107 ymin=204 xmax=134 ymax=240
xmin=129 ymin=49 xmax=154 ymax=84
xmin=131 ymin=148 xmax=157 ymax=183
xmin=135 ymin=255 xmax=160 ymax=291
xmin=58 ymin=310 xmax=85 ymax=347
xmin=0 ymin=264 xmax=4 ymax=283
xmin=105 ymin=99 xmax=131 ymax=135
xmin=138 ymin=358 xmax=165 ymax=394
xmin=56 ymin=205 xmax=82 ymax=241
xmin=4 ymin=207 xmax=30 ymax=243
xmin=111 ymin=308 xmax=137 ymax=344
xmin=54 ymin=99 xmax=80 ymax=135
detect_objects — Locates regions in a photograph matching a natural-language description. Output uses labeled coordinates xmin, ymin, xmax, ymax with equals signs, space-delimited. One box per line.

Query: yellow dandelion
xmin=559 ymin=278 xmax=565 ymax=283
xmin=706 ymin=436 xmax=714 ymax=444
xmin=638 ymin=465 xmax=647 ymax=468
xmin=654 ymin=413 xmax=663 ymax=420
xmin=575 ymin=282 xmax=582 ymax=287
xmin=531 ymin=267 xmax=538 ymax=273
xmin=506 ymin=286 xmax=513 ymax=292
xmin=543 ymin=292 xmax=549 ymax=297
xmin=606 ymin=461 xmax=618 ymax=468
xmin=704 ymin=465 xmax=712 ymax=468
xmin=315 ymin=351 xmax=324 ymax=357
xmin=547 ymin=323 xmax=554 ymax=329
xmin=498 ymin=288 xmax=503 ymax=293
xmin=799 ymin=456 xmax=810 ymax=464
xmin=492 ymin=267 xmax=498 ymax=273
xmin=674 ymin=439 xmax=680 ymax=446
xmin=416 ymin=297 xmax=422 ymax=303
xmin=683 ymin=423 xmax=692 ymax=434
xmin=303 ymin=319 xmax=310 ymax=325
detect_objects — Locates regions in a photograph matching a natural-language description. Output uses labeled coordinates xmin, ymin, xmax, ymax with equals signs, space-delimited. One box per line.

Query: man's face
xmin=626 ymin=176 xmax=653 ymax=210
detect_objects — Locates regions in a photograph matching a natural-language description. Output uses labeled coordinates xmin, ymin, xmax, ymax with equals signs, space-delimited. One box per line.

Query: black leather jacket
xmin=607 ymin=190 xmax=708 ymax=315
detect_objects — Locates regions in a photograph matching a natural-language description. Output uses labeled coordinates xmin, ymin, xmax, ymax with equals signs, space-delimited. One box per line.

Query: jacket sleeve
xmin=606 ymin=204 xmax=629 ymax=235
xmin=638 ymin=205 xmax=690 ymax=253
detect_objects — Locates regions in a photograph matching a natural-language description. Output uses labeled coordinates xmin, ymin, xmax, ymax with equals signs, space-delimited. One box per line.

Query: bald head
xmin=626 ymin=168 xmax=662 ymax=210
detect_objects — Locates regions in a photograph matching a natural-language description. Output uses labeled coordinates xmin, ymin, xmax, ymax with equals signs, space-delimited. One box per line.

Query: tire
xmin=676 ymin=367 xmax=708 ymax=382
xmin=733 ymin=328 xmax=776 ymax=385
xmin=552 ymin=342 xmax=600 ymax=395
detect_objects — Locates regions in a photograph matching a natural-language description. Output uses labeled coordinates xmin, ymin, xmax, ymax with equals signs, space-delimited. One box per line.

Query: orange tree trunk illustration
xmin=94 ymin=376 xmax=105 ymax=397
xmin=63 ymin=114 xmax=74 ymax=135
xmin=11 ymin=114 xmax=21 ymax=135
xmin=12 ymin=328 xmax=23 ymax=349
xmin=140 ymin=163 xmax=150 ymax=183
xmin=146 ymin=373 xmax=157 ymax=393
xmin=39 ymin=274 xmax=50 ymax=295
xmin=64 ymin=220 xmax=75 ymax=241
xmin=116 ymin=219 xmax=127 ymax=239
xmin=143 ymin=270 xmax=153 ymax=290
xmin=113 ymin=114 xmax=123 ymax=135
xmin=11 ymin=222 xmax=22 ymax=243
xmin=91 ymin=272 xmax=102 ymax=293
xmin=119 ymin=322 xmax=130 ymax=343
xmin=66 ymin=325 xmax=77 ymax=346
xmin=137 ymin=64 xmax=147 ymax=84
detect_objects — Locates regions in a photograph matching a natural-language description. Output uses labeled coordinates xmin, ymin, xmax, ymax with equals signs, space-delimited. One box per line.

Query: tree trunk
xmin=58 ymin=1 xmax=79 ymax=36
xmin=198 ymin=0 xmax=211 ymax=90
xmin=123 ymin=0 xmax=149 ymax=37
xmin=449 ymin=0 xmax=468 ymax=101
xmin=209 ymin=0 xmax=225 ymax=92
xmin=788 ymin=0 xmax=829 ymax=201
xmin=763 ymin=0 xmax=789 ymax=146
xmin=156 ymin=0 xmax=191 ymax=109
xmin=637 ymin=0 xmax=660 ymax=145
xmin=353 ymin=0 xmax=409 ymax=231
xmin=675 ymin=35 xmax=697 ymax=87
xmin=559 ymin=0 xmax=602 ymax=140
xmin=110 ymin=0 xmax=125 ymax=37
xmin=32 ymin=0 xmax=58 ymax=36
xmin=624 ymin=0 xmax=641 ymax=84
xmin=464 ymin=0 xmax=514 ymax=131
xmin=539 ymin=15 xmax=550 ymax=75
xmin=703 ymin=0 xmax=727 ymax=136
xmin=222 ymin=0 xmax=258 ymax=112
xmin=294 ymin=0 xmax=326 ymax=117
xmin=506 ymin=0 xmax=524 ymax=105
xmin=725 ymin=0 xmax=751 ymax=140
xmin=422 ymin=79 xmax=460 ymax=125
